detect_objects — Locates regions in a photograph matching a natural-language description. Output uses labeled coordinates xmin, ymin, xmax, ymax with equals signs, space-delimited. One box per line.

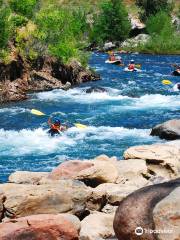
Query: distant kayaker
xmin=173 ymin=82 xmax=180 ymax=91
xmin=128 ymin=60 xmax=135 ymax=71
xmin=109 ymin=51 xmax=116 ymax=61
xmin=48 ymin=118 xmax=67 ymax=136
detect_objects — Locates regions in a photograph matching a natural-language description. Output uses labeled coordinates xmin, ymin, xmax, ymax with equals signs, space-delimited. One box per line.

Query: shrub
xmin=9 ymin=0 xmax=38 ymax=18
xmin=91 ymin=0 xmax=131 ymax=44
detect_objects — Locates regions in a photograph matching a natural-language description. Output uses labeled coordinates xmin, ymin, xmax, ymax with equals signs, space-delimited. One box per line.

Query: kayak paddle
xmin=30 ymin=109 xmax=88 ymax=129
xmin=162 ymin=80 xmax=172 ymax=85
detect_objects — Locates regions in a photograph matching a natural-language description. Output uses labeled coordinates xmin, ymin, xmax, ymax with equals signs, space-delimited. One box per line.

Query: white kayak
xmin=173 ymin=83 xmax=180 ymax=92
xmin=124 ymin=67 xmax=142 ymax=72
xmin=105 ymin=60 xmax=122 ymax=65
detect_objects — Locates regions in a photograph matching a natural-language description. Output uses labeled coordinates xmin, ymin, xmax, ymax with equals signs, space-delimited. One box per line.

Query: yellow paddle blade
xmin=74 ymin=123 xmax=87 ymax=129
xmin=135 ymin=64 xmax=141 ymax=68
xmin=162 ymin=80 xmax=172 ymax=85
xmin=31 ymin=109 xmax=46 ymax=116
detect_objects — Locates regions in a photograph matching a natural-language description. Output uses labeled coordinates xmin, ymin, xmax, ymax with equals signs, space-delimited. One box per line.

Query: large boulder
xmin=153 ymin=187 xmax=180 ymax=240
xmin=151 ymin=119 xmax=180 ymax=140
xmin=9 ymin=171 xmax=49 ymax=184
xmin=0 ymin=180 xmax=91 ymax=218
xmin=94 ymin=183 xmax=138 ymax=205
xmin=49 ymin=160 xmax=93 ymax=180
xmin=80 ymin=212 xmax=115 ymax=240
xmin=75 ymin=158 xmax=119 ymax=187
xmin=124 ymin=143 xmax=180 ymax=178
xmin=121 ymin=34 xmax=150 ymax=48
xmin=0 ymin=213 xmax=80 ymax=240
xmin=113 ymin=178 xmax=180 ymax=240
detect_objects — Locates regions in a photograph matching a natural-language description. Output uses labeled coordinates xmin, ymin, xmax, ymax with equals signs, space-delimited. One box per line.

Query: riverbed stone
xmin=0 ymin=213 xmax=80 ymax=240
xmin=80 ymin=212 xmax=115 ymax=240
xmin=9 ymin=171 xmax=49 ymax=184
xmin=0 ymin=180 xmax=91 ymax=218
xmin=124 ymin=144 xmax=180 ymax=177
xmin=153 ymin=187 xmax=180 ymax=240
xmin=0 ymin=190 xmax=5 ymax=221
xmin=151 ymin=119 xmax=180 ymax=140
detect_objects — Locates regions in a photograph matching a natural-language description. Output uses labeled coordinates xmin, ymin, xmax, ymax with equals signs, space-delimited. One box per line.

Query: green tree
xmin=136 ymin=0 xmax=172 ymax=20
xmin=91 ymin=0 xmax=131 ymax=44
xmin=9 ymin=0 xmax=38 ymax=18
xmin=0 ymin=6 xmax=11 ymax=49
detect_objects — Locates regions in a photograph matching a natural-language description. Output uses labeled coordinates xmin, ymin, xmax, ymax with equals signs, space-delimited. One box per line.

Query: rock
xmin=101 ymin=204 xmax=118 ymax=214
xmin=0 ymin=180 xmax=91 ymax=218
xmin=113 ymin=178 xmax=180 ymax=240
xmin=9 ymin=171 xmax=49 ymax=184
xmin=151 ymin=119 xmax=180 ymax=140
xmin=0 ymin=213 xmax=80 ymax=240
xmin=94 ymin=183 xmax=138 ymax=205
xmin=80 ymin=212 xmax=115 ymax=240
xmin=85 ymin=87 xmax=107 ymax=94
xmin=115 ymin=159 xmax=148 ymax=187
xmin=124 ymin=143 xmax=180 ymax=177
xmin=121 ymin=34 xmax=150 ymax=48
xmin=103 ymin=42 xmax=116 ymax=51
xmin=153 ymin=187 xmax=180 ymax=240
xmin=0 ymin=190 xmax=5 ymax=221
xmin=49 ymin=160 xmax=93 ymax=180
xmin=75 ymin=160 xmax=119 ymax=187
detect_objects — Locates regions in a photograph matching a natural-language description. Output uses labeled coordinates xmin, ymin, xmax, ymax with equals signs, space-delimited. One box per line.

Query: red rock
xmin=0 ymin=214 xmax=80 ymax=240
xmin=49 ymin=160 xmax=93 ymax=180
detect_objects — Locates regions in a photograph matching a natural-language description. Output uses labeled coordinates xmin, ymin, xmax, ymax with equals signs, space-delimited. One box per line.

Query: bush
xmin=0 ymin=6 xmax=12 ymax=49
xmin=9 ymin=0 xmax=38 ymax=18
xmin=91 ymin=0 xmax=131 ymax=44
xmin=136 ymin=0 xmax=172 ymax=21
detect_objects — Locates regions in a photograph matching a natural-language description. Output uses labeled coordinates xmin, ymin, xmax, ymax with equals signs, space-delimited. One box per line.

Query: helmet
xmin=130 ymin=59 xmax=134 ymax=63
xmin=54 ymin=118 xmax=61 ymax=126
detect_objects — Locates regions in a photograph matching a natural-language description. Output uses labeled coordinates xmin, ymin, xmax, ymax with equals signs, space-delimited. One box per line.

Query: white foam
xmin=0 ymin=107 xmax=28 ymax=114
xmin=0 ymin=126 xmax=152 ymax=157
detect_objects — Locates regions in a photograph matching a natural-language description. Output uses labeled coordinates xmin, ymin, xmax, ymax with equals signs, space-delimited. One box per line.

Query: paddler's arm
xmin=48 ymin=117 xmax=52 ymax=127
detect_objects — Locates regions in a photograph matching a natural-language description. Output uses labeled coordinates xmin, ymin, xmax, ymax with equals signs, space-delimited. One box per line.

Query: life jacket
xmin=128 ymin=64 xmax=135 ymax=70
xmin=51 ymin=124 xmax=61 ymax=131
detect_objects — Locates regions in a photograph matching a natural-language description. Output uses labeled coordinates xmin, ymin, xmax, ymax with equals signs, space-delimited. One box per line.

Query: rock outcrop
xmin=151 ymin=119 xmax=180 ymax=140
xmin=0 ymin=54 xmax=100 ymax=103
xmin=113 ymin=178 xmax=180 ymax=240
xmin=121 ymin=34 xmax=150 ymax=48
xmin=0 ymin=213 xmax=80 ymax=240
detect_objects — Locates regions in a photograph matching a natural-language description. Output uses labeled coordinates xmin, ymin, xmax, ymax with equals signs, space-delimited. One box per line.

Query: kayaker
xmin=109 ymin=52 xmax=116 ymax=61
xmin=128 ymin=60 xmax=135 ymax=71
xmin=173 ymin=82 xmax=180 ymax=91
xmin=48 ymin=118 xmax=67 ymax=136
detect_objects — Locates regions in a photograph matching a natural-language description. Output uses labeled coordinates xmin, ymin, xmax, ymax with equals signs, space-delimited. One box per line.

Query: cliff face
xmin=0 ymin=54 xmax=100 ymax=103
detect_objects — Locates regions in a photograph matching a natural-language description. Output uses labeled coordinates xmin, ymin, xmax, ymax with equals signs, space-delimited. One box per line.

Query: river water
xmin=0 ymin=53 xmax=180 ymax=182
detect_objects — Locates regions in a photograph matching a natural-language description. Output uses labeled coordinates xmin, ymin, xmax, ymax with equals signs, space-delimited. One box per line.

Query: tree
xmin=91 ymin=0 xmax=131 ymax=43
xmin=0 ymin=6 xmax=11 ymax=49
xmin=136 ymin=0 xmax=172 ymax=21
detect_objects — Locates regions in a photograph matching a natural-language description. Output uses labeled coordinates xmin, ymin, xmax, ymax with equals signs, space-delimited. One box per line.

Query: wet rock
xmin=80 ymin=212 xmax=115 ymax=240
xmin=49 ymin=160 xmax=93 ymax=180
xmin=0 ymin=180 xmax=91 ymax=218
xmin=151 ymin=119 xmax=180 ymax=140
xmin=9 ymin=171 xmax=49 ymax=184
xmin=0 ymin=213 xmax=80 ymax=240
xmin=124 ymin=143 xmax=180 ymax=178
xmin=85 ymin=87 xmax=107 ymax=94
xmin=153 ymin=187 xmax=180 ymax=240
xmin=113 ymin=178 xmax=180 ymax=240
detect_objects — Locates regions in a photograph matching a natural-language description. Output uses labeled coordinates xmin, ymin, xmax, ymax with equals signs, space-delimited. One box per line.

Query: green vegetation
xmin=91 ymin=0 xmax=131 ymax=44
xmin=136 ymin=0 xmax=172 ymax=20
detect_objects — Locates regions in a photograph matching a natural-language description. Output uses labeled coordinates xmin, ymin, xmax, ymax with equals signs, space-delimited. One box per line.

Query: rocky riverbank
xmin=0 ymin=52 xmax=100 ymax=103
xmin=0 ymin=140 xmax=179 ymax=239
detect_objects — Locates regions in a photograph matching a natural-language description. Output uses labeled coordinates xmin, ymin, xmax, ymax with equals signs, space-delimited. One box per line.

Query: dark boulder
xmin=150 ymin=119 xmax=180 ymax=140
xmin=113 ymin=178 xmax=180 ymax=240
xmin=85 ymin=87 xmax=107 ymax=94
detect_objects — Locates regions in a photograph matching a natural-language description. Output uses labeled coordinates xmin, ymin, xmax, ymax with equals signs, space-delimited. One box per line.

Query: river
xmin=0 ymin=52 xmax=179 ymax=182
